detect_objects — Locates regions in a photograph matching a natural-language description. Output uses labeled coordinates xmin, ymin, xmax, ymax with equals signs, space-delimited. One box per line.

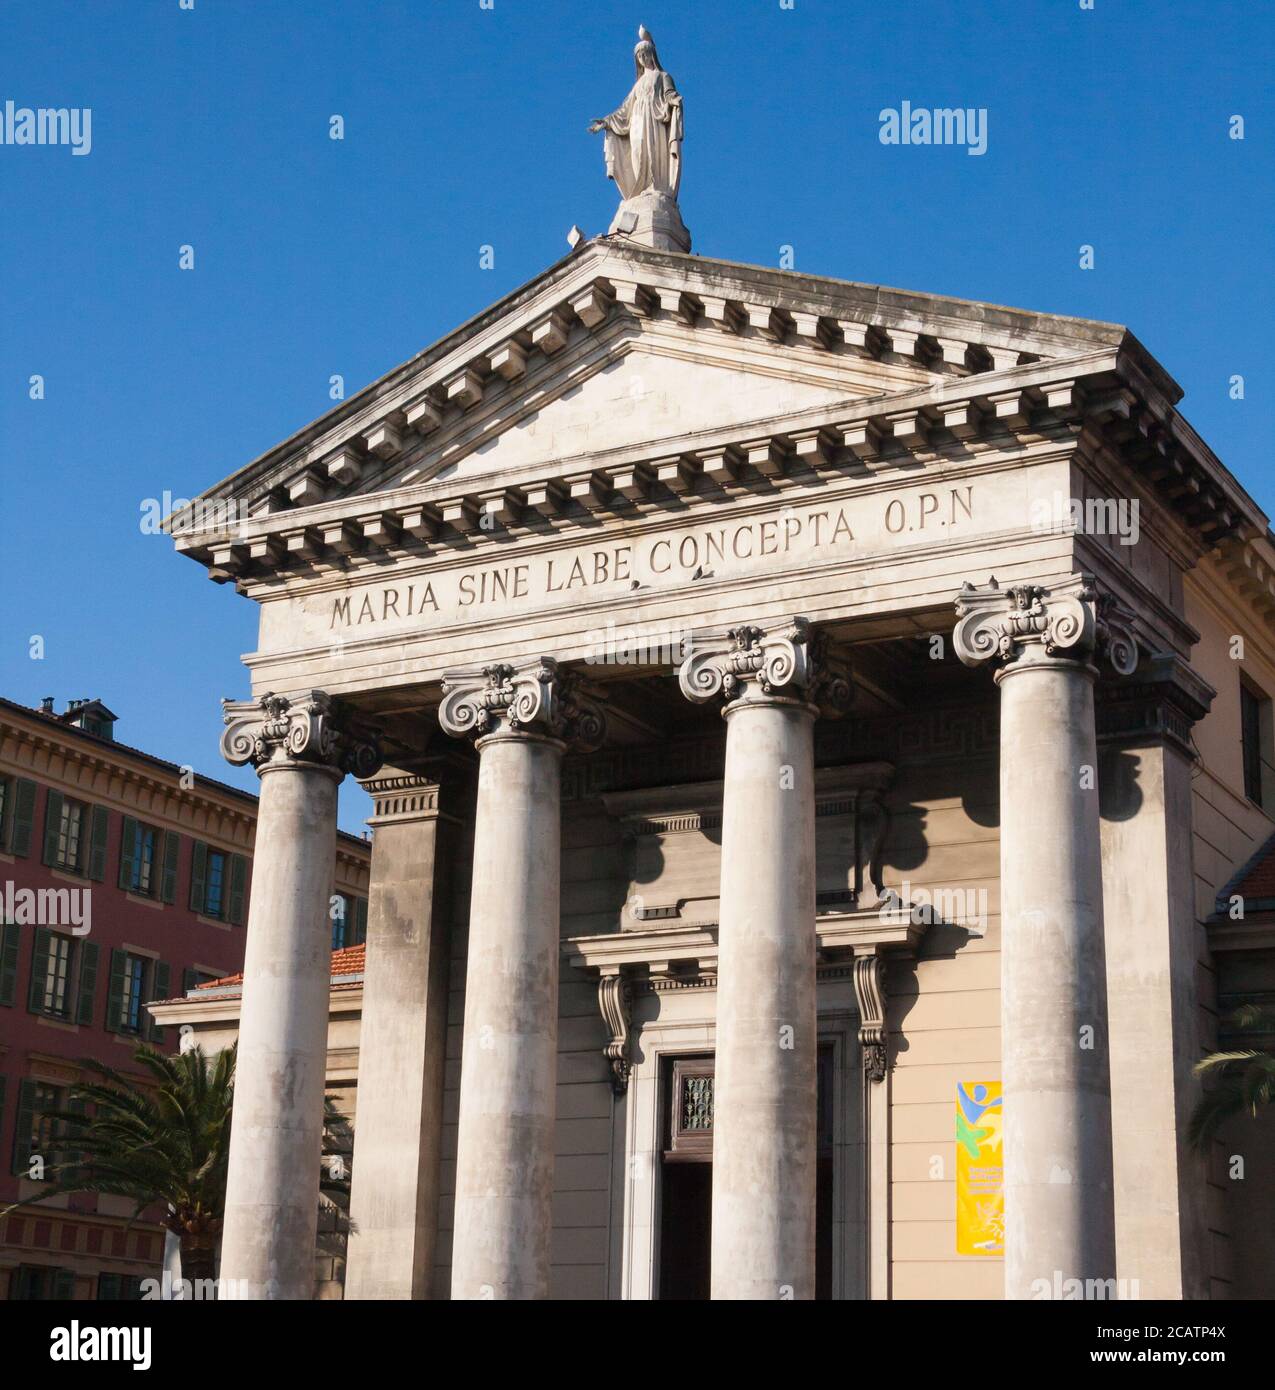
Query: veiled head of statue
xmin=633 ymin=29 xmax=660 ymax=75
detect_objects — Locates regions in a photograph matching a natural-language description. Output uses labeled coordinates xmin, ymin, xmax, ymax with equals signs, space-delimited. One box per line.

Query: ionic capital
xmin=678 ymin=616 xmax=850 ymax=715
xmin=953 ymin=574 xmax=1138 ymax=678
xmin=221 ymin=690 xmax=383 ymax=779
xmin=438 ymin=656 xmax=607 ymax=750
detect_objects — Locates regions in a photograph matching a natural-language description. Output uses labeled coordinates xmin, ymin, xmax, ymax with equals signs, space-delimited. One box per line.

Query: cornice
xmin=563 ymin=907 xmax=923 ymax=976
xmin=149 ymin=980 xmax=365 ymax=1026
xmin=176 ymin=355 xmax=1249 ymax=604
xmin=176 ymin=353 xmax=1109 ymax=590
xmin=1196 ymin=535 xmax=1275 ymax=645
xmin=168 ymin=240 xmax=1135 ymax=522
xmin=234 ymin=435 xmax=1077 ymax=617
xmin=0 ymin=719 xmax=258 ymax=850
xmin=1206 ymin=912 xmax=1275 ymax=955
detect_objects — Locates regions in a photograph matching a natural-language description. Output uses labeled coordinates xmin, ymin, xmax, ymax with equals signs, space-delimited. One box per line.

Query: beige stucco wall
xmin=1184 ymin=573 xmax=1275 ymax=1298
xmin=884 ymin=745 xmax=1002 ymax=1299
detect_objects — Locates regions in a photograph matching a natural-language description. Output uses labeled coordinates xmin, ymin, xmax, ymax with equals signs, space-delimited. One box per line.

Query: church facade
xmin=159 ymin=225 xmax=1275 ymax=1300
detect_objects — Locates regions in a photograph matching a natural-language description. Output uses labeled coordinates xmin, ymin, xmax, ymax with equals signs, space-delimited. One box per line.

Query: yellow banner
xmin=956 ymin=1081 xmax=1003 ymax=1256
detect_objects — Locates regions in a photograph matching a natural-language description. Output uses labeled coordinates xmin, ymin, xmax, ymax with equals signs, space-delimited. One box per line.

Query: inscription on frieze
xmin=317 ymin=482 xmax=977 ymax=637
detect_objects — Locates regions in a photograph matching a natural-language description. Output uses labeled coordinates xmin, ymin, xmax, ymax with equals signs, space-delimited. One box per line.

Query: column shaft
xmin=450 ymin=733 xmax=563 ymax=1299
xmin=711 ymin=696 xmax=818 ymax=1299
xmin=219 ymin=762 xmax=340 ymax=1299
xmin=998 ymin=654 xmax=1116 ymax=1297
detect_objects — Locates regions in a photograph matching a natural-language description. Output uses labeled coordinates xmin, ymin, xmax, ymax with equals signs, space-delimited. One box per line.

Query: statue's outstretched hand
xmin=588 ymin=119 xmax=605 ymax=133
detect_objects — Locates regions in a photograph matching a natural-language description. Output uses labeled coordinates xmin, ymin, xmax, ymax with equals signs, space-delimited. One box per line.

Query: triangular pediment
xmin=372 ymin=325 xmax=938 ymax=495
xmin=180 ymin=238 xmax=1146 ymax=527
xmin=444 ymin=343 xmax=877 ymax=483
xmin=167 ymin=239 xmax=1253 ymax=610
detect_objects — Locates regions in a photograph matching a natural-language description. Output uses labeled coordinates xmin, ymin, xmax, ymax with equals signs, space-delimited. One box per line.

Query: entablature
xmin=179 ymin=352 xmax=1102 ymax=591
xmin=175 ymin=347 xmax=1250 ymax=608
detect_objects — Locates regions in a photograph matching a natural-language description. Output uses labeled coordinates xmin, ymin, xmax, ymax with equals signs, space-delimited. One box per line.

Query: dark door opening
xmin=657 ymin=1049 xmax=835 ymax=1299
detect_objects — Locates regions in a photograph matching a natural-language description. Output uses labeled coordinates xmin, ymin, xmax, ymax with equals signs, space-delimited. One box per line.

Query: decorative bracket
xmin=597 ymin=970 xmax=634 ymax=1094
xmin=853 ymin=950 xmax=888 ymax=1084
xmin=568 ymin=902 xmax=925 ymax=1089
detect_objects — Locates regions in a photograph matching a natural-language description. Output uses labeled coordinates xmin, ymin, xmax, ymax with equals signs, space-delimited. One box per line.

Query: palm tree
xmin=2 ymin=1042 xmax=351 ymax=1293
xmin=1189 ymin=1003 xmax=1275 ymax=1149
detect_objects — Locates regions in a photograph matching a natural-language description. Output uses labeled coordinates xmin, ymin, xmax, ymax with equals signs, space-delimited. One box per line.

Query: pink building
xmin=0 ymin=695 xmax=369 ymax=1299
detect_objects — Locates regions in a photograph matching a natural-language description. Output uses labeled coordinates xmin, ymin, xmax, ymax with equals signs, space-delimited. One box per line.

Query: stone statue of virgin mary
xmin=588 ymin=27 xmax=691 ymax=252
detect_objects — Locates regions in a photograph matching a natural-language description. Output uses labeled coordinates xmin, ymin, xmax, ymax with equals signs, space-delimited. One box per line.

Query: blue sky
xmin=1 ymin=0 xmax=1271 ymax=833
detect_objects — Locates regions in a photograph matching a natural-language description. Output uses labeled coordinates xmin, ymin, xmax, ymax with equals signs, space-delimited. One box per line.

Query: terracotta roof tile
xmin=1234 ymin=838 xmax=1275 ymax=901
xmin=195 ymin=943 xmax=365 ymax=992
xmin=1217 ymin=829 xmax=1275 ymax=914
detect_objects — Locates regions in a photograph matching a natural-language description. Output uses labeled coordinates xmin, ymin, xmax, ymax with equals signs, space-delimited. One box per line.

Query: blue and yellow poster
xmin=956 ymin=1081 xmax=1003 ymax=1255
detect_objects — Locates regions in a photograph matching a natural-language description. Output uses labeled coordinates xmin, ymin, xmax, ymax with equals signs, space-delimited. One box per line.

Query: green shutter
xmin=227 ymin=855 xmax=247 ymax=926
xmin=75 ymin=941 xmax=99 ymax=1027
xmin=354 ymin=896 xmax=368 ymax=946
xmin=41 ymin=790 xmax=64 ymax=866
xmin=27 ymin=929 xmax=51 ymax=1014
xmin=0 ymin=923 xmax=19 ymax=1006
xmin=51 ymin=1268 xmax=75 ymax=1300
xmin=182 ymin=968 xmax=199 ymax=995
xmin=146 ymin=962 xmax=171 ymax=1044
xmin=189 ymin=841 xmax=208 ymax=914
xmin=105 ymin=949 xmax=127 ymax=1034
xmin=98 ymin=1272 xmax=120 ymax=1300
xmin=160 ymin=831 xmax=180 ymax=904
xmin=12 ymin=1078 xmax=36 ymax=1176
xmin=9 ymin=779 xmax=36 ymax=857
xmin=87 ymin=806 xmax=109 ymax=881
xmin=118 ymin=816 xmax=138 ymax=891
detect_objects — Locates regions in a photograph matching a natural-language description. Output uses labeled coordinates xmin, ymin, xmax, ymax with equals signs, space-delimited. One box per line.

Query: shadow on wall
xmin=1098 ymin=747 xmax=1145 ymax=824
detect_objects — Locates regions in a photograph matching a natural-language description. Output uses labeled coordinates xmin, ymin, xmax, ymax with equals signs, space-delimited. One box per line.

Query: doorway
xmin=657 ymin=1050 xmax=834 ymax=1299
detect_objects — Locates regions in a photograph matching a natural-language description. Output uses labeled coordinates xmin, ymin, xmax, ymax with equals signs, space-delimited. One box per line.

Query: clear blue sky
xmin=2 ymin=0 xmax=1271 ymax=833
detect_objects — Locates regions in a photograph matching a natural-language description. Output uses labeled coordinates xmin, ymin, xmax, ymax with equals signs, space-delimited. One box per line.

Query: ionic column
xmin=219 ymin=691 xmax=381 ymax=1300
xmin=439 ymin=659 xmax=604 ymax=1300
xmin=680 ymin=618 xmax=845 ymax=1300
xmin=344 ymin=765 xmax=464 ymax=1300
xmin=954 ymin=575 xmax=1137 ymax=1299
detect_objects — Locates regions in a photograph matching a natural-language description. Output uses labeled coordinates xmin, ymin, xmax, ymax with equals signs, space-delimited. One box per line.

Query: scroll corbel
xmin=597 ymin=969 xmax=633 ymax=1095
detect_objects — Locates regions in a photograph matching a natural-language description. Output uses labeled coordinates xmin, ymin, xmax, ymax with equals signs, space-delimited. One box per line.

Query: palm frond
xmin=1189 ymin=1028 xmax=1275 ymax=1149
